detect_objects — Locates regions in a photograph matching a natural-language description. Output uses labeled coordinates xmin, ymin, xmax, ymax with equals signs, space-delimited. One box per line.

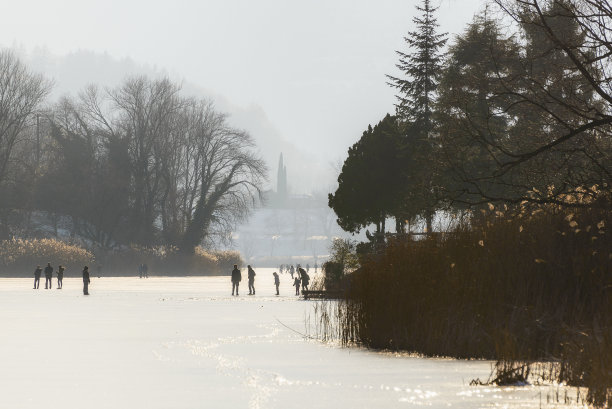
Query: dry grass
xmin=0 ymin=239 xmax=242 ymax=276
xmin=0 ymin=238 xmax=94 ymax=275
xmin=334 ymin=203 xmax=611 ymax=407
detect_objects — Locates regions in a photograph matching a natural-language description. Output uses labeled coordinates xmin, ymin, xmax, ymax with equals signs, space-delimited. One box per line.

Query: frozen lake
xmin=0 ymin=271 xmax=583 ymax=409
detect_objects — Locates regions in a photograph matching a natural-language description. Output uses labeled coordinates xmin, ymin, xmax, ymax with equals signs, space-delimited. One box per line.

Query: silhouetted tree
xmin=436 ymin=13 xmax=523 ymax=205
xmin=461 ymin=0 xmax=612 ymax=205
xmin=329 ymin=114 xmax=404 ymax=235
xmin=387 ymin=0 xmax=447 ymax=232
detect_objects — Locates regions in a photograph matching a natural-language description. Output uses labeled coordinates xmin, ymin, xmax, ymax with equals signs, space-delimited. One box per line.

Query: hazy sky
xmin=2 ymin=0 xmax=485 ymax=165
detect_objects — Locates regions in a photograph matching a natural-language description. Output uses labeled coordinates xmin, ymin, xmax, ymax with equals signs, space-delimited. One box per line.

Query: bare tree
xmin=0 ymin=50 xmax=51 ymax=184
xmin=178 ymin=101 xmax=267 ymax=253
xmin=108 ymin=76 xmax=185 ymax=244
xmin=45 ymin=76 xmax=266 ymax=252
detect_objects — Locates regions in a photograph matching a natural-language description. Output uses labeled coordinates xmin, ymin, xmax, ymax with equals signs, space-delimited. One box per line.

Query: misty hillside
xmin=21 ymin=48 xmax=336 ymax=193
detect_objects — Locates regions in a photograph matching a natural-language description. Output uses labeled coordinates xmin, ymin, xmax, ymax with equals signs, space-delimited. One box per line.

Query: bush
xmin=322 ymin=238 xmax=359 ymax=290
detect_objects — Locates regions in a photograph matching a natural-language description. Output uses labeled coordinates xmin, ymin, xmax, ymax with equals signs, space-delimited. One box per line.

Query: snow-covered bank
xmin=0 ymin=273 xmax=583 ymax=409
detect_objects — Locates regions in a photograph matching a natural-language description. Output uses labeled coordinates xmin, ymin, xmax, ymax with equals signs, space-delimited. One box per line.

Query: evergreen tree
xmin=436 ymin=3 xmax=608 ymax=205
xmin=436 ymin=13 xmax=523 ymax=204
xmin=387 ymin=0 xmax=447 ymax=135
xmin=329 ymin=114 xmax=404 ymax=235
xmin=386 ymin=0 xmax=447 ymax=233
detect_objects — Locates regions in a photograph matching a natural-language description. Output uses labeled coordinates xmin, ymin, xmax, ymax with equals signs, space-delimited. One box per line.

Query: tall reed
xmin=336 ymin=204 xmax=611 ymax=407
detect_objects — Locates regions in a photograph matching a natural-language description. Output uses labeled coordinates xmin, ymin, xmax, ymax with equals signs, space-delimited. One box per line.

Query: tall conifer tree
xmin=386 ymin=0 xmax=447 ymax=232
xmin=387 ymin=0 xmax=447 ymax=137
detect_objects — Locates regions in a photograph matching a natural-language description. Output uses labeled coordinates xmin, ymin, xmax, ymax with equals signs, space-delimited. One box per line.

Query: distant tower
xmin=277 ymin=153 xmax=287 ymax=204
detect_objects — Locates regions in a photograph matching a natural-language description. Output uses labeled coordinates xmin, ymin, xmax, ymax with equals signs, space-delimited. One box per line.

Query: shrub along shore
xmin=0 ymin=238 xmax=242 ymax=276
xmin=330 ymin=203 xmax=611 ymax=407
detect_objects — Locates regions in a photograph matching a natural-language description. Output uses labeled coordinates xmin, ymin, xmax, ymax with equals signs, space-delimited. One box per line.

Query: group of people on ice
xmin=279 ymin=262 xmax=317 ymax=279
xmin=231 ymin=264 xmax=258 ymax=296
xmin=230 ymin=264 xmax=310 ymax=296
xmin=292 ymin=266 xmax=310 ymax=295
xmin=33 ymin=263 xmax=91 ymax=295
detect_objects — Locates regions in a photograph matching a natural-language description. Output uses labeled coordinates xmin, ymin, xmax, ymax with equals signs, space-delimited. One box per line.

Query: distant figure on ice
xmin=306 ymin=263 xmax=310 ymax=272
xmin=57 ymin=265 xmax=64 ymax=289
xmin=314 ymin=261 xmax=318 ymax=273
xmin=273 ymin=272 xmax=280 ymax=295
xmin=247 ymin=265 xmax=256 ymax=295
xmin=231 ymin=264 xmax=241 ymax=296
xmin=290 ymin=265 xmax=295 ymax=279
xmin=82 ymin=266 xmax=90 ymax=295
xmin=300 ymin=267 xmax=310 ymax=292
xmin=33 ymin=265 xmax=42 ymax=289
xmin=44 ymin=263 xmax=53 ymax=289
xmin=293 ymin=276 xmax=301 ymax=296
xmin=138 ymin=263 xmax=143 ymax=278
xmin=142 ymin=263 xmax=149 ymax=278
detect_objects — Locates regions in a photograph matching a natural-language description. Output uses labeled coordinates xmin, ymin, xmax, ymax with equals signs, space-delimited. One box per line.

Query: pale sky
xmin=2 ymin=0 xmax=485 ymax=176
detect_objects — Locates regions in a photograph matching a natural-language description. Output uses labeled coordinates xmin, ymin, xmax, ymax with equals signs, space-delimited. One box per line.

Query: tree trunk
xmin=425 ymin=211 xmax=433 ymax=235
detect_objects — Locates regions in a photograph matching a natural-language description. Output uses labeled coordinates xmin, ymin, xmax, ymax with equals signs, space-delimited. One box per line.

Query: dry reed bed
xmin=335 ymin=204 xmax=610 ymax=407
xmin=0 ymin=238 xmax=242 ymax=276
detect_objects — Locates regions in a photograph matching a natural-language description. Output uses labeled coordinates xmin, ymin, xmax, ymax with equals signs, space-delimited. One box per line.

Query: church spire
xmin=277 ymin=153 xmax=287 ymax=203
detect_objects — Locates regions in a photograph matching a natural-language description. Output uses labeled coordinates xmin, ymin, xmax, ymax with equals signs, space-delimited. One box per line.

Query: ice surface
xmin=0 ymin=270 xmax=584 ymax=409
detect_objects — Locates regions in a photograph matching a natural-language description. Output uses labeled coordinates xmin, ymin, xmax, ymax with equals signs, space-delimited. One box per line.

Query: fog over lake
xmin=2 ymin=0 xmax=483 ymax=192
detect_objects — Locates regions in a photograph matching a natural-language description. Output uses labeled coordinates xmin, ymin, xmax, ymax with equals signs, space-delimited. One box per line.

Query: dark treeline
xmin=330 ymin=0 xmax=611 ymax=232
xmin=327 ymin=1 xmax=611 ymax=407
xmin=0 ymin=53 xmax=266 ymax=259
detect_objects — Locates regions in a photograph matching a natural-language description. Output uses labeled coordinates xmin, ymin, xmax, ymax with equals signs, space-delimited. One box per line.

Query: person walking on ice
xmin=33 ymin=265 xmax=42 ymax=289
xmin=273 ymin=272 xmax=280 ymax=295
xmin=231 ymin=264 xmax=241 ymax=296
xmin=44 ymin=263 xmax=53 ymax=289
xmin=247 ymin=265 xmax=256 ymax=295
xmin=299 ymin=267 xmax=310 ymax=293
xmin=57 ymin=265 xmax=64 ymax=289
xmin=82 ymin=266 xmax=90 ymax=295
xmin=293 ymin=276 xmax=301 ymax=296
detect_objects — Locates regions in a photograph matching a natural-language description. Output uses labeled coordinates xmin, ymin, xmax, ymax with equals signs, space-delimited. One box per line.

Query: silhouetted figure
xmin=314 ymin=262 xmax=318 ymax=273
xmin=293 ymin=276 xmax=301 ymax=296
xmin=273 ymin=272 xmax=280 ymax=295
xmin=138 ymin=263 xmax=143 ymax=278
xmin=33 ymin=265 xmax=42 ymax=289
xmin=143 ymin=263 xmax=149 ymax=278
xmin=44 ymin=263 xmax=53 ymax=289
xmin=290 ymin=265 xmax=295 ymax=279
xmin=306 ymin=263 xmax=310 ymax=272
xmin=82 ymin=266 xmax=90 ymax=295
xmin=300 ymin=268 xmax=310 ymax=292
xmin=231 ymin=264 xmax=241 ymax=296
xmin=57 ymin=265 xmax=64 ymax=289
xmin=247 ymin=265 xmax=256 ymax=295
xmin=279 ymin=264 xmax=284 ymax=274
